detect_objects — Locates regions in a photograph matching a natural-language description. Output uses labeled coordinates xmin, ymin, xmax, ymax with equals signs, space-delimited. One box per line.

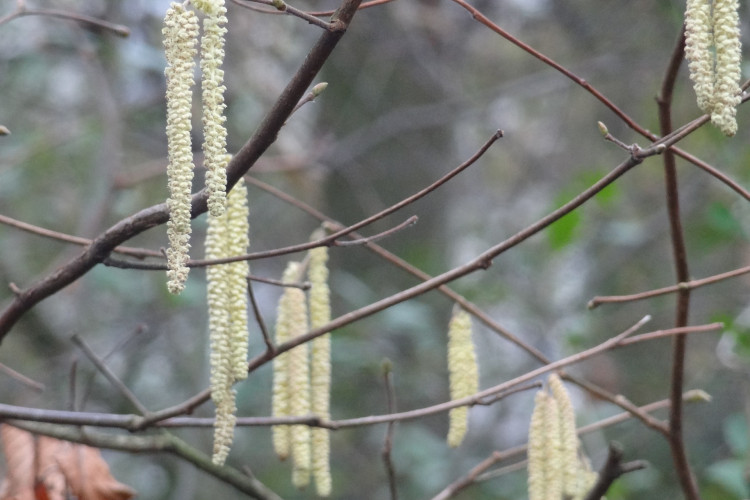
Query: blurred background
xmin=0 ymin=0 xmax=749 ymax=498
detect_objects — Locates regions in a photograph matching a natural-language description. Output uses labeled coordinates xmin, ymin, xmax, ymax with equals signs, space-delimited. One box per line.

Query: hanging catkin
xmin=163 ymin=3 xmax=198 ymax=294
xmin=196 ymin=0 xmax=229 ymax=216
xmin=446 ymin=307 xmax=479 ymax=448
xmin=527 ymin=376 xmax=598 ymax=500
xmin=271 ymin=262 xmax=301 ymax=461
xmin=308 ymin=244 xmax=332 ymax=496
xmin=286 ymin=276 xmax=312 ymax=489
xmin=205 ymin=177 xmax=250 ymax=465
xmin=685 ymin=0 xmax=742 ymax=136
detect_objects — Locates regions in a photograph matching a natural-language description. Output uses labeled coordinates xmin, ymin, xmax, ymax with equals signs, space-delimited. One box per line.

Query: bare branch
xmin=0 ymin=5 xmax=130 ymax=36
xmin=589 ymin=265 xmax=750 ymax=309
xmin=583 ymin=443 xmax=648 ymax=500
xmin=6 ymin=421 xmax=284 ymax=500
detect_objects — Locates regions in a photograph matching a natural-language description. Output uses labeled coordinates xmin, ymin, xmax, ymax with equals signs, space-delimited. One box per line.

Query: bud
xmin=311 ymin=82 xmax=329 ymax=98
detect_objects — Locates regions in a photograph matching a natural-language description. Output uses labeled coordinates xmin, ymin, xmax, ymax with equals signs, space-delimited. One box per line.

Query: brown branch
xmin=0 ymin=214 xmax=162 ymax=259
xmin=0 ymin=0 xmax=365 ymax=343
xmin=230 ymin=0 xmax=395 ymax=17
xmin=245 ymin=176 xmax=676 ymax=435
xmin=656 ymin=27 xmax=701 ymax=500
xmin=381 ymin=361 xmax=399 ymax=500
xmin=246 ymin=277 xmax=275 ymax=353
xmin=6 ymin=421 xmax=284 ymax=500
xmin=589 ymin=264 xmax=750 ymax=308
xmin=103 ymin=129 xmax=500 ymax=273
xmin=231 ymin=0 xmax=334 ymax=30
xmin=0 ymin=5 xmax=130 ymax=36
xmin=70 ymin=334 xmax=151 ymax=417
xmin=583 ymin=443 xmax=648 ymax=500
xmin=253 ymin=151 xmax=655 ymax=375
xmin=0 ymin=361 xmax=44 ymax=393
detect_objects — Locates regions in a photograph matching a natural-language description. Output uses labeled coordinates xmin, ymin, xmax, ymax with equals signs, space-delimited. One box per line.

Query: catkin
xmin=446 ymin=308 xmax=479 ymax=448
xmin=528 ymin=377 xmax=598 ymax=500
xmin=685 ymin=0 xmax=743 ymax=136
xmin=685 ymin=0 xmax=715 ymax=113
xmin=271 ymin=262 xmax=301 ymax=461
xmin=205 ymin=177 xmax=250 ymax=465
xmin=225 ymin=179 xmax=250 ymax=381
xmin=308 ymin=244 xmax=332 ymax=496
xmin=287 ymin=281 xmax=311 ymax=489
xmin=711 ymin=0 xmax=742 ymax=136
xmin=199 ymin=0 xmax=229 ymax=215
xmin=548 ymin=373 xmax=578 ymax=497
xmin=527 ymin=390 xmax=549 ymax=500
xmin=163 ymin=3 xmax=199 ymax=294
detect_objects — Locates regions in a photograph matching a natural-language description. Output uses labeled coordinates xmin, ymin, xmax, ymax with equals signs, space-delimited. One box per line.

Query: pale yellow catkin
xmin=271 ymin=262 xmax=301 ymax=461
xmin=527 ymin=391 xmax=548 ymax=500
xmin=163 ymin=3 xmax=199 ymax=294
xmin=199 ymin=1 xmax=229 ymax=215
xmin=542 ymin=393 xmax=563 ymax=500
xmin=527 ymin=389 xmax=564 ymax=500
xmin=287 ymin=281 xmax=312 ymax=489
xmin=308 ymin=244 xmax=332 ymax=496
xmin=548 ymin=373 xmax=578 ymax=497
xmin=205 ymin=177 xmax=250 ymax=465
xmin=710 ymin=0 xmax=742 ymax=136
xmin=685 ymin=0 xmax=715 ymax=113
xmin=446 ymin=308 xmax=479 ymax=448
xmin=225 ymin=179 xmax=250 ymax=381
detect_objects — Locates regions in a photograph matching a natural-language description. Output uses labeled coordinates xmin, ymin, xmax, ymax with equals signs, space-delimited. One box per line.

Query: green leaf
xmin=547 ymin=209 xmax=581 ymax=250
xmin=705 ymin=459 xmax=750 ymax=498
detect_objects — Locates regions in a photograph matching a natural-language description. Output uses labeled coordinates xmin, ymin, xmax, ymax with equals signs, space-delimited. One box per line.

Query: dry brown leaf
xmin=0 ymin=425 xmax=136 ymax=500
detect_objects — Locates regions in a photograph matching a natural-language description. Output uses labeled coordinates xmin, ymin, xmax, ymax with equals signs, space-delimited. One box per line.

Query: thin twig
xmin=70 ymin=334 xmax=151 ymax=416
xmin=242 ymin=177 xmax=687 ymax=434
xmin=6 ymin=421 xmax=284 ymax=500
xmin=335 ymin=215 xmax=418 ymax=247
xmin=231 ymin=0 xmax=334 ymax=30
xmin=0 ymin=5 xmax=130 ymax=36
xmin=0 ymin=214 xmax=162 ymax=259
xmin=230 ymin=0 xmax=395 ymax=17
xmin=247 ymin=277 xmax=275 ymax=352
xmin=381 ymin=361 xmax=399 ymax=500
xmin=589 ymin=264 xmax=750 ymax=309
xmin=249 ymin=274 xmax=310 ymax=289
xmin=0 ymin=362 xmax=45 ymax=393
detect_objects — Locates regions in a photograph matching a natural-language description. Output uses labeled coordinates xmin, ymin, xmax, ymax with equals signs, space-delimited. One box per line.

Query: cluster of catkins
xmin=272 ymin=241 xmax=333 ymax=496
xmin=163 ymin=0 xmax=229 ymax=294
xmin=684 ymin=0 xmax=743 ymax=136
xmin=164 ymin=0 xmax=246 ymax=466
xmin=527 ymin=374 xmax=598 ymax=500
